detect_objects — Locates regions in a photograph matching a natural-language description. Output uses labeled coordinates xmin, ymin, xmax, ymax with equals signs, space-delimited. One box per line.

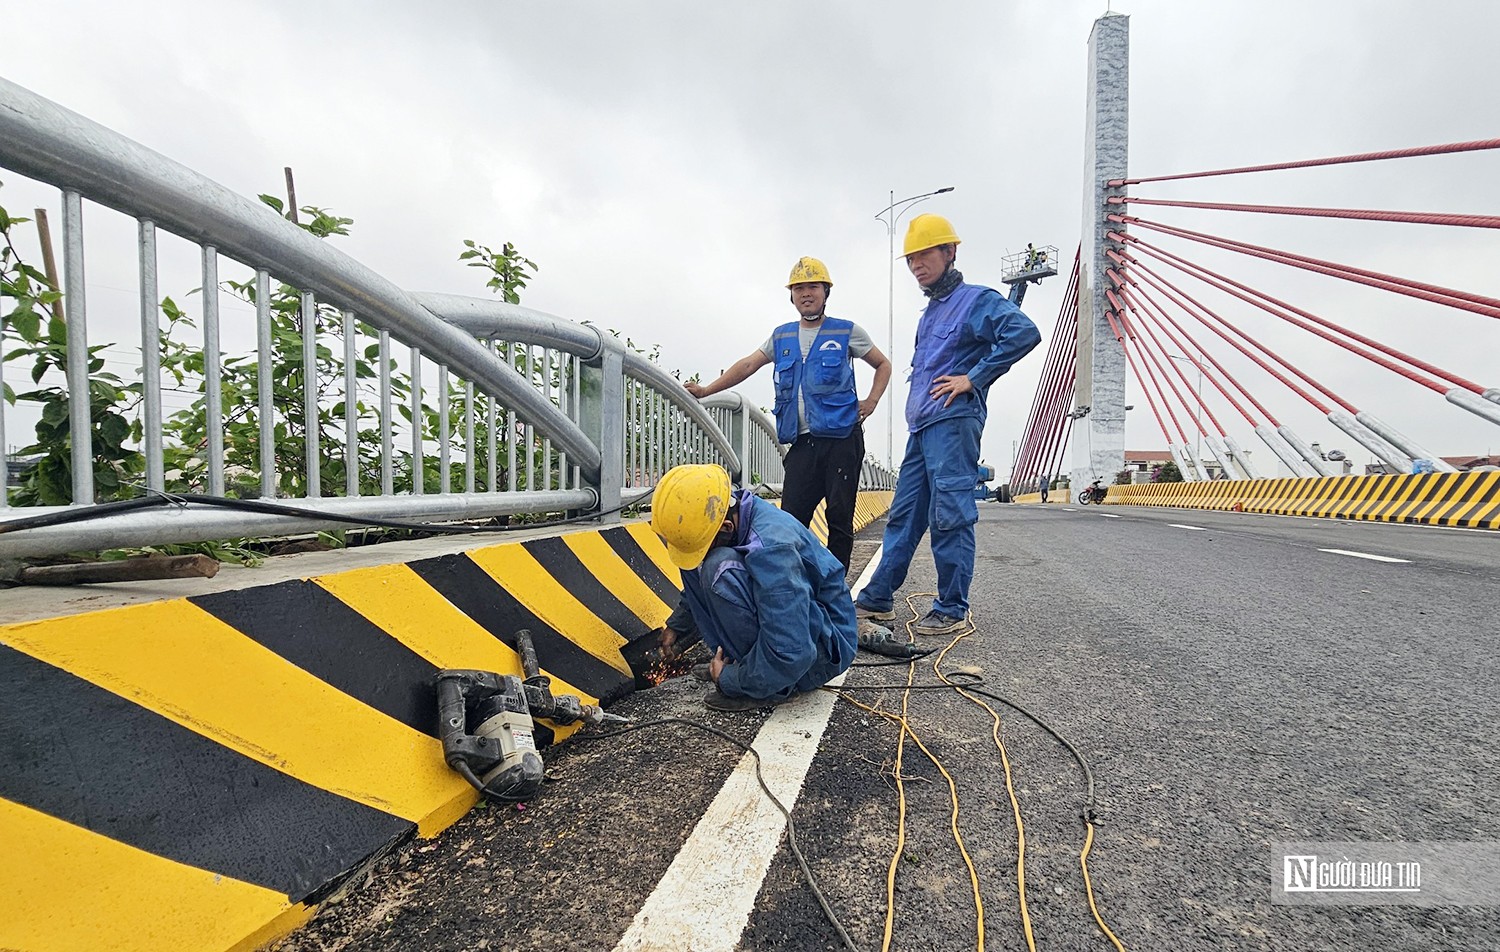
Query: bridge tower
xmin=1072 ymin=13 xmax=1129 ymax=491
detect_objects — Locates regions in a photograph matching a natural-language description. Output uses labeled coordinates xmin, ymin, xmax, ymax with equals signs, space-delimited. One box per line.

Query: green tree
xmin=1152 ymin=460 xmax=1184 ymax=483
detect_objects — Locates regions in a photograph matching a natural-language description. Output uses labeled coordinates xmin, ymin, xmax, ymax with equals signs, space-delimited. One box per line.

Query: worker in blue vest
xmin=855 ymin=215 xmax=1042 ymax=635
xmin=652 ymin=464 xmax=857 ymax=711
xmin=686 ymin=257 xmax=891 ymax=571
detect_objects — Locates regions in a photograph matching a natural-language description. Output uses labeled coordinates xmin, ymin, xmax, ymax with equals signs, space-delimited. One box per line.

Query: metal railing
xmin=0 ymin=78 xmax=894 ymax=559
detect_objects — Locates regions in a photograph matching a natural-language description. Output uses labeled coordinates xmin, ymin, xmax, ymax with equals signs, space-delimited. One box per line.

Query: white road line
xmin=614 ymin=549 xmax=881 ymax=952
xmin=1098 ymin=513 xmax=1120 ymax=518
xmin=1318 ymin=548 xmax=1412 ymax=564
xmin=1169 ymin=523 xmax=1207 ymax=531
xmin=1062 ymin=507 xmax=1077 ymax=512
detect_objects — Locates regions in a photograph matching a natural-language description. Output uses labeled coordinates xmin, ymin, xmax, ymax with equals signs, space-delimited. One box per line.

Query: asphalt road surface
xmin=277 ymin=503 xmax=1500 ymax=952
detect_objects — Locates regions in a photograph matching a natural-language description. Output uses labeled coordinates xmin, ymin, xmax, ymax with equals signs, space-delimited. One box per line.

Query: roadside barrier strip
xmin=1018 ymin=473 xmax=1500 ymax=528
xmin=0 ymin=491 xmax=893 ymax=952
xmin=804 ymin=490 xmax=896 ymax=544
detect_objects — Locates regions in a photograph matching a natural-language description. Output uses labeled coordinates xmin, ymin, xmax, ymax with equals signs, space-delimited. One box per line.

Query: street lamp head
xmin=936 ymin=187 xmax=955 ymax=194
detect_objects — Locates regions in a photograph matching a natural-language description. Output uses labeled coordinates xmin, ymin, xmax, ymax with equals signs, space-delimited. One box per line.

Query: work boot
xmin=854 ymin=601 xmax=896 ymax=623
xmin=914 ymin=610 xmax=967 ymax=636
xmin=691 ymin=663 xmax=712 ymax=682
xmin=704 ymin=688 xmax=773 ymax=713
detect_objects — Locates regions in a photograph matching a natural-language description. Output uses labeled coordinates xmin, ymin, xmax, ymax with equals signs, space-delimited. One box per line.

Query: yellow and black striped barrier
xmin=1020 ymin=473 xmax=1499 ymax=529
xmin=0 ymin=489 xmax=895 ymax=952
xmin=0 ymin=522 xmax=680 ymax=952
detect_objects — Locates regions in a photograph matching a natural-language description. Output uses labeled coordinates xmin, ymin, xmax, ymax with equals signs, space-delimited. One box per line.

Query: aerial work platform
xmin=1002 ymin=244 xmax=1060 ymax=284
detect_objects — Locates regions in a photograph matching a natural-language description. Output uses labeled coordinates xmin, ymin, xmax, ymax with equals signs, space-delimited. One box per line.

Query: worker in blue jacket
xmin=855 ymin=215 xmax=1042 ymax=635
xmin=652 ymin=464 xmax=857 ymax=712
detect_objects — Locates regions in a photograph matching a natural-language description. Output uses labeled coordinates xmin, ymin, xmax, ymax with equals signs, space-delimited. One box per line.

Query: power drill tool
xmin=435 ymin=628 xmax=629 ymax=802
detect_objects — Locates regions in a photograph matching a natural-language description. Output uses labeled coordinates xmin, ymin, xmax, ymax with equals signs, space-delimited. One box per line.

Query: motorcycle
xmin=1077 ymin=479 xmax=1108 ymax=505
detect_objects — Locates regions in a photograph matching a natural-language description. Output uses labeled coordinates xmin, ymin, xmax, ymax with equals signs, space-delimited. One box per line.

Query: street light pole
xmin=874 ymin=186 xmax=955 ymax=467
xmin=1168 ymin=353 xmax=1204 ymax=472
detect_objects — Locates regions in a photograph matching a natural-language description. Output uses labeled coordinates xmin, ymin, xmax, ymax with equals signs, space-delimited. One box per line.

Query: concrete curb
xmin=0 ymin=492 xmax=894 ymax=952
xmin=1016 ymin=474 xmax=1500 ymax=528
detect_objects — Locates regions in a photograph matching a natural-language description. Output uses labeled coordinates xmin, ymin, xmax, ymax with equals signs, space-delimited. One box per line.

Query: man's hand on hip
xmin=929 ymin=373 xmax=973 ymax=408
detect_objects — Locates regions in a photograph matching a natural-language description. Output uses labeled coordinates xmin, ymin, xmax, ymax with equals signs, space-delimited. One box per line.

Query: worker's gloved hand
xmin=709 ymin=647 xmax=729 ymax=684
xmin=657 ymin=627 xmax=682 ymax=661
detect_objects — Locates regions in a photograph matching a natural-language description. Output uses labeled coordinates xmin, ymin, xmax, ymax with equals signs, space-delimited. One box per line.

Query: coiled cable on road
xmin=830 ymin=593 xmax=1128 ymax=952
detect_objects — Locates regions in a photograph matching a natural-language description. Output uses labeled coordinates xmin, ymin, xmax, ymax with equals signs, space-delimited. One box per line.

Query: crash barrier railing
xmin=0 ymin=78 xmax=895 ymax=560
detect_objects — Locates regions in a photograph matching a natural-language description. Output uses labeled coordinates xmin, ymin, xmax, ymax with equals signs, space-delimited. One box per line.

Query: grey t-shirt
xmin=759 ymin=319 xmax=875 ymax=435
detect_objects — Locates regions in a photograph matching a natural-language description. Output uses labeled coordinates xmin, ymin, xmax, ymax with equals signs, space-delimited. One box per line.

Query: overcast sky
xmin=5 ymin=0 xmax=1498 ymax=479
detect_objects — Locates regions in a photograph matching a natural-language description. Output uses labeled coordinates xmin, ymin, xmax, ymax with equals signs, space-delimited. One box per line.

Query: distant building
xmin=1123 ymin=449 xmax=1225 ymax=482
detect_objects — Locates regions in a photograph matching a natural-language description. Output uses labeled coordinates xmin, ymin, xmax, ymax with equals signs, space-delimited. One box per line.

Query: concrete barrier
xmin=1014 ymin=474 xmax=1500 ymax=529
xmin=0 ymin=491 xmax=894 ymax=952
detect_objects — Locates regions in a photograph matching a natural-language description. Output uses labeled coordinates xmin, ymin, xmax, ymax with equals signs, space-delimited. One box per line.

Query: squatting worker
xmin=685 ymin=257 xmax=891 ymax=572
xmin=855 ymin=215 xmax=1041 ymax=636
xmin=651 ymin=464 xmax=857 ymax=712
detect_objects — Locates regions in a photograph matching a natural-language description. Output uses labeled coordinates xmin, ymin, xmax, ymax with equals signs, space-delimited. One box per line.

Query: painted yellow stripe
xmin=560 ymin=528 xmax=675 ymax=627
xmin=464 ymin=542 xmax=635 ymax=672
xmin=0 ymin=601 xmax=473 ymax=837
xmin=626 ymin=520 xmax=681 ymax=582
xmin=314 ymin=563 xmax=600 ymax=695
xmin=0 ymin=796 xmax=312 ymax=952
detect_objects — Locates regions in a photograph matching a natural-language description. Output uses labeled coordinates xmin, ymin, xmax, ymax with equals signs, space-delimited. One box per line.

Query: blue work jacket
xmin=671 ymin=491 xmax=857 ymax=700
xmin=770 ymin=317 xmax=860 ymax=443
xmin=905 ymin=283 xmax=1042 ymax=433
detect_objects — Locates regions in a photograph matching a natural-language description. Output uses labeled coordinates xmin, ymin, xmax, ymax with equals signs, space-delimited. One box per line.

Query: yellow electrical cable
xmin=849 ymin=592 xmax=1128 ymax=951
xmin=838 ymin=688 xmax=984 ymax=952
xmin=1081 ymin=823 xmax=1128 ymax=951
xmin=882 ymin=659 xmax=911 ymax=952
xmin=933 ymin=626 xmax=1038 ymax=952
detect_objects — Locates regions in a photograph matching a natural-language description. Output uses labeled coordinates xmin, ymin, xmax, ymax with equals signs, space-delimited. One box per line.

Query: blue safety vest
xmin=769 ymin=317 xmax=859 ymax=443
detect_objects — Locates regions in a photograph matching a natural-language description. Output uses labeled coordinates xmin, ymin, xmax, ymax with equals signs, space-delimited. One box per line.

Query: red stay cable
xmin=1115 ymin=215 xmax=1500 ymax=320
xmin=1103 ymin=308 xmax=1174 ymax=444
xmin=1117 ymin=230 xmax=1465 ymax=395
xmin=1109 ymin=273 xmax=1228 ymax=435
xmin=1107 ymin=243 xmax=1343 ymax=415
xmin=1106 ymin=266 xmax=1262 ymax=427
xmin=1109 ymin=288 xmax=1206 ymax=442
xmin=1107 ymin=196 xmax=1500 ymax=230
xmin=1108 ymin=138 xmax=1500 ymax=187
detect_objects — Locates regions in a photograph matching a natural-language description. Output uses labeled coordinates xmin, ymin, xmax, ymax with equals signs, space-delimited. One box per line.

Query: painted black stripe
xmin=192 ymin=581 xmax=438 ymax=737
xmin=1389 ymin=473 xmax=1456 ymax=521
xmin=1435 ymin=474 xmax=1495 ymax=525
xmin=0 ymin=645 xmax=411 ymax=903
xmin=600 ymin=526 xmax=682 ymax=605
xmin=521 ymin=537 xmax=654 ymax=641
xmin=407 ymin=553 xmax=633 ymax=704
xmin=1448 ymin=474 xmax=1500 ymax=524
xmin=1327 ymin=475 xmax=1372 ymax=515
xmin=1367 ymin=474 xmax=1423 ymax=521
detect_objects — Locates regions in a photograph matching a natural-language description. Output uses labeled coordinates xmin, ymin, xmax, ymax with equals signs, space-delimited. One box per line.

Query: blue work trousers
xmin=857 ymin=415 xmax=982 ymax=619
xmin=692 ymin=548 xmax=847 ymax=701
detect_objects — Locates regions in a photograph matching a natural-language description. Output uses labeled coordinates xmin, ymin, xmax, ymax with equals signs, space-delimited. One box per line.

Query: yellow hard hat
xmin=651 ymin=464 xmax=733 ymax=569
xmin=903 ymin=214 xmax=962 ymax=257
xmin=786 ymin=256 xmax=833 ymax=288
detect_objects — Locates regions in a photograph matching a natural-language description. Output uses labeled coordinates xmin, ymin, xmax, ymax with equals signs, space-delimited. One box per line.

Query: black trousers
xmin=780 ymin=428 xmax=864 ymax=571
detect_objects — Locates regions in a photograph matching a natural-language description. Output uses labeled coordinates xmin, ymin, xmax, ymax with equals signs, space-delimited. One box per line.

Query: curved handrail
xmin=414 ymin=292 xmax=741 ymax=477
xmin=0 ymin=78 xmax=601 ymax=481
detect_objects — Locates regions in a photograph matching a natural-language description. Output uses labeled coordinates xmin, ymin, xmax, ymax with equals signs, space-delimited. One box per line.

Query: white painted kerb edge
xmin=612 ymin=549 xmax=882 ymax=952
